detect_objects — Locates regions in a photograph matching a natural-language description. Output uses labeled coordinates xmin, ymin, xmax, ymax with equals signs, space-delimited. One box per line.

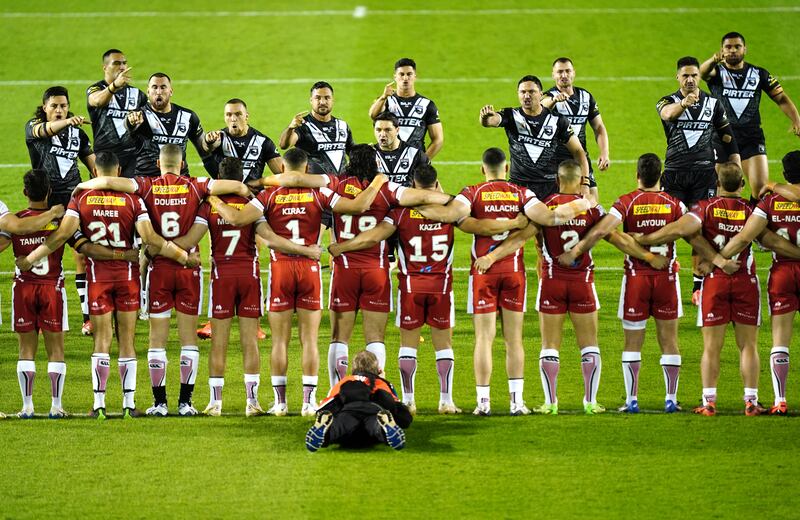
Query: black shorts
xmin=662 ymin=167 xmax=717 ymax=207
xmin=511 ymin=178 xmax=558 ymax=200
xmin=49 ymin=190 xmax=75 ymax=209
xmin=714 ymin=126 xmax=766 ymax=163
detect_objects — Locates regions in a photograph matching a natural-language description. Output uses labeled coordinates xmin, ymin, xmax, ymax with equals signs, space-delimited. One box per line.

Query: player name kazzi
xmin=419 ymin=223 xmax=443 ymax=231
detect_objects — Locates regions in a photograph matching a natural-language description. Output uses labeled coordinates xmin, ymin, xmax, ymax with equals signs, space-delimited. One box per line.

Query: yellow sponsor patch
xmin=275 ymin=193 xmax=314 ymax=204
xmin=86 ymin=195 xmax=127 ymax=206
xmin=41 ymin=222 xmax=58 ymax=231
xmin=410 ymin=209 xmax=424 ymax=219
xmin=774 ymin=201 xmax=800 ymax=211
xmin=211 ymin=203 xmax=244 ymax=214
xmin=713 ymin=207 xmax=745 ymax=220
xmin=480 ymin=191 xmax=519 ymax=201
xmin=152 ymin=185 xmax=189 ymax=195
xmin=633 ymin=204 xmax=672 ymax=215
xmin=344 ymin=184 xmax=362 ymax=196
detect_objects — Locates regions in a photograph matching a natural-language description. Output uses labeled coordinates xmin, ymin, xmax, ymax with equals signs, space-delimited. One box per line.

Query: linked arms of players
xmin=717 ymin=213 xmax=800 ymax=261
xmin=253 ymin=173 xmax=388 ymax=214
xmin=761 ymin=181 xmax=800 ymax=201
xmin=328 ymin=221 xmax=395 ymax=257
xmin=473 ymin=223 xmax=539 ymax=274
xmin=416 ymin=197 xmax=592 ymax=230
xmin=255 ymin=222 xmax=322 ymax=260
xmin=0 ymin=205 xmax=65 ymax=235
xmin=74 ymin=177 xmax=250 ymax=198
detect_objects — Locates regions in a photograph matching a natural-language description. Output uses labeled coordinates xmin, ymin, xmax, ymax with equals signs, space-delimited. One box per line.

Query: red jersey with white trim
xmin=8 ymin=209 xmax=66 ymax=285
xmin=67 ymin=190 xmax=149 ymax=282
xmin=133 ymin=173 xmax=212 ymax=268
xmin=385 ymin=206 xmax=454 ymax=294
xmin=538 ymin=193 xmax=604 ymax=281
xmin=754 ymin=193 xmax=800 ymax=265
xmin=454 ymin=180 xmax=536 ymax=275
xmin=331 ymin=178 xmax=407 ymax=269
xmin=689 ymin=196 xmax=755 ymax=276
xmin=609 ymin=189 xmax=686 ymax=276
xmin=196 ymin=196 xmax=262 ymax=278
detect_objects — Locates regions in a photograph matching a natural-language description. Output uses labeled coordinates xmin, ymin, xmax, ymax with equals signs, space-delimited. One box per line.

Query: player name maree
xmin=92 ymin=209 xmax=119 ymax=218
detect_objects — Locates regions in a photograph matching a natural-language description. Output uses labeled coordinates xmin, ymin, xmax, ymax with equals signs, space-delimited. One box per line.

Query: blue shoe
xmin=17 ymin=407 xmax=35 ymax=419
xmin=305 ymin=411 xmax=333 ymax=452
xmin=665 ymin=400 xmax=682 ymax=413
xmin=618 ymin=400 xmax=640 ymax=414
xmin=377 ymin=410 xmax=406 ymax=450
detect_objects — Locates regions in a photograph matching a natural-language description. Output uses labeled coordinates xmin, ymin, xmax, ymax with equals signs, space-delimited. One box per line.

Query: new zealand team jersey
xmin=385 ymin=206 xmax=454 ymax=294
xmin=497 ymin=107 xmax=573 ymax=184
xmin=687 ymin=196 xmax=755 ymax=277
xmin=455 ymin=180 xmax=537 ymax=275
xmin=545 ymin=87 xmax=601 ymax=167
xmin=656 ymin=90 xmax=731 ymax=170
xmin=374 ymin=141 xmax=430 ymax=186
xmin=330 ymin=178 xmax=407 ymax=269
xmin=25 ymin=119 xmax=92 ymax=196
xmin=707 ymin=63 xmax=781 ymax=132
xmin=384 ymin=94 xmax=440 ymax=151
xmin=86 ymin=81 xmax=147 ymax=156
xmin=294 ymin=114 xmax=353 ymax=174
xmin=196 ymin=196 xmax=262 ymax=277
xmin=205 ymin=127 xmax=280 ymax=183
xmin=66 ymin=190 xmax=149 ymax=282
xmin=609 ymin=190 xmax=686 ymax=276
xmin=539 ymin=193 xmax=604 ymax=281
xmin=129 ymin=103 xmax=204 ymax=177
xmin=131 ymin=174 xmax=213 ymax=268
xmin=5 ymin=209 xmax=67 ymax=286
xmin=754 ymin=194 xmax=800 ymax=265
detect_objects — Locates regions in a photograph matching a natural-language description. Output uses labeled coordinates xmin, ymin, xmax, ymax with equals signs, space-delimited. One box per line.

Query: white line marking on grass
xmin=353 ymin=6 xmax=367 ymax=18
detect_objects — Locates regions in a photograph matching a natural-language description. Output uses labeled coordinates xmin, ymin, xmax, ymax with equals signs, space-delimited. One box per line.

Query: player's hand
xmin=557 ymin=249 xmax=578 ymax=267
xmin=382 ymin=81 xmax=396 ymax=98
xmin=289 ymin=111 xmax=308 ymax=129
xmin=682 ymin=92 xmax=699 ymax=108
xmin=204 ymin=131 xmax=221 ymax=145
xmin=474 ymin=255 xmax=495 ymax=274
xmin=127 ymin=110 xmax=144 ymax=127
xmin=720 ymin=258 xmax=741 ymax=275
xmin=597 ymin=155 xmax=610 ymax=171
xmin=758 ymin=181 xmax=777 ymax=198
xmin=303 ymin=244 xmax=323 ymax=261
xmin=207 ymin=195 xmax=222 ymax=207
xmin=372 ymin=173 xmax=389 ymax=187
xmin=122 ymin=248 xmax=139 ymax=262
xmin=713 ymin=51 xmax=724 ymax=64
xmin=646 ymin=254 xmax=669 ymax=270
xmin=479 ymin=105 xmax=497 ymax=122
xmin=552 ymin=92 xmax=569 ymax=103
xmin=696 ymin=260 xmax=713 ymax=276
xmin=513 ymin=213 xmax=529 ymax=230
xmin=327 ymin=243 xmax=343 ymax=257
xmin=789 ymin=123 xmax=800 ymax=137
xmin=48 ymin=204 xmax=65 ymax=219
xmin=15 ymin=256 xmax=32 ymax=272
xmin=112 ymin=67 xmax=133 ymax=89
xmin=66 ymin=116 xmax=86 ymax=127
xmin=185 ymin=251 xmax=201 ymax=268
xmin=629 ymin=232 xmax=648 ymax=245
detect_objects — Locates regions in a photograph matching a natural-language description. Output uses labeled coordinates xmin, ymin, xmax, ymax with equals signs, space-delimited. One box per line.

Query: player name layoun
xmin=636 ymin=219 xmax=667 ymax=227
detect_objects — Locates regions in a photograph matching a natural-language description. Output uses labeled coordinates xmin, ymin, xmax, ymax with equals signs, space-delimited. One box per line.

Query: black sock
xmin=692 ymin=274 xmax=703 ymax=292
xmin=179 ymin=383 xmax=194 ymax=405
xmin=152 ymin=385 xmax=167 ymax=405
xmin=75 ymin=273 xmax=88 ymax=322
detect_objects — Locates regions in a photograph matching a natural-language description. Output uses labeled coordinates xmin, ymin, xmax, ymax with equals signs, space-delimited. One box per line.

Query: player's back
xmin=199 ymin=195 xmax=260 ymax=278
xmin=388 ymin=206 xmax=454 ymax=294
xmin=756 ymin=193 xmax=800 ymax=265
xmin=257 ymin=185 xmax=331 ymax=262
xmin=539 ymin=193 xmax=603 ymax=280
xmin=8 ymin=209 xmax=65 ymax=285
xmin=694 ymin=196 xmax=754 ymax=276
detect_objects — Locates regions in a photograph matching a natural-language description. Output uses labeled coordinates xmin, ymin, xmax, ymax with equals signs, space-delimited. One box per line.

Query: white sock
xmin=539 ymin=349 xmax=560 ymax=406
xmin=660 ymin=354 xmax=681 ymax=403
xmin=580 ymin=346 xmax=601 ymax=406
xmin=180 ymin=346 xmax=200 ymax=385
xmin=476 ymin=385 xmax=490 ymax=406
xmin=508 ymin=378 xmax=524 ymax=407
xmin=702 ymin=387 xmax=717 ymax=406
xmin=435 ymin=348 xmax=455 ymax=404
xmin=398 ymin=346 xmax=417 ymax=404
xmin=209 ymin=377 xmax=224 ymax=405
xmin=621 ymin=351 xmax=641 ymax=405
xmin=17 ymin=360 xmax=36 ymax=410
xmin=770 ymin=346 xmax=790 ymax=406
xmin=327 ymin=341 xmax=348 ymax=388
xmin=271 ymin=375 xmax=287 ymax=405
xmin=91 ymin=353 xmax=111 ymax=410
xmin=302 ymin=375 xmax=318 ymax=405
xmin=366 ymin=341 xmax=387 ymax=372
xmin=744 ymin=387 xmax=759 ymax=403
xmin=244 ymin=373 xmax=260 ymax=405
xmin=47 ymin=361 xmax=66 ymax=409
xmin=118 ymin=358 xmax=137 ymax=409
xmin=147 ymin=348 xmax=168 ymax=387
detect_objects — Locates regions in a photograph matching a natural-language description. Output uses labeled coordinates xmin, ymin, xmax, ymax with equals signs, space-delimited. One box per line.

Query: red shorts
xmin=267 ymin=260 xmax=322 ymax=312
xmin=468 ymin=272 xmax=527 ymax=314
xmin=147 ymin=265 xmax=202 ymax=317
xmin=536 ymin=276 xmax=598 ymax=314
xmin=618 ymin=272 xmax=682 ymax=328
xmin=12 ymin=282 xmax=68 ymax=332
xmin=329 ymin=264 xmax=391 ymax=313
xmin=396 ymin=289 xmax=454 ymax=330
xmin=768 ymin=262 xmax=800 ymax=315
xmin=88 ymin=279 xmax=140 ymax=315
xmin=698 ymin=273 xmax=761 ymax=326
xmin=208 ymin=274 xmax=262 ymax=319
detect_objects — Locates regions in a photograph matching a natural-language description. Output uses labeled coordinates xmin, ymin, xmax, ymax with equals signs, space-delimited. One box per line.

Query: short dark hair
xmin=557 ymin=159 xmax=582 ymax=184
xmin=676 ymin=56 xmax=700 ymax=70
xmin=149 ymin=72 xmax=171 ymax=83
xmin=394 ymin=58 xmax=416 ymax=70
xmin=482 ymin=147 xmax=506 ymax=169
xmin=225 ymin=98 xmax=247 ymax=109
xmin=518 ymin=75 xmax=543 ymax=91
xmin=718 ymin=162 xmax=744 ymax=192
xmin=102 ymin=49 xmax=123 ymax=62
xmin=282 ymin=148 xmax=308 ymax=170
xmin=342 ymin=144 xmax=378 ymax=182
xmin=413 ymin=164 xmax=438 ymax=188
xmin=310 ymin=81 xmax=333 ymax=94
xmin=721 ymin=32 xmax=746 ymax=45
xmin=218 ymin=157 xmax=243 ymax=181
xmin=374 ymin=111 xmax=399 ymax=127
xmin=35 ymin=86 xmax=72 ymax=121
xmin=95 ymin=151 xmax=120 ymax=173
xmin=23 ymin=169 xmax=50 ymax=203
xmin=637 ymin=153 xmax=663 ymax=188
xmin=552 ymin=57 xmax=573 ymax=67
xmin=782 ymin=150 xmax=800 ymax=184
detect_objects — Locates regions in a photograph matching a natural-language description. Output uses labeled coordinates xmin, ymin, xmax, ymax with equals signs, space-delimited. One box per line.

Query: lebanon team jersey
xmin=130 ymin=102 xmax=204 ymax=177
xmin=455 ymin=180 xmax=537 ymax=275
xmin=205 ymin=126 xmax=280 ymax=183
xmin=25 ymin=118 xmax=92 ymax=195
xmin=331 ymin=178 xmax=407 ymax=269
xmin=251 ymin=178 xmax=338 ymax=262
xmin=754 ymin=193 xmax=800 ymax=265
xmin=538 ymin=193 xmax=604 ymax=281
xmin=6 ymin=209 xmax=66 ymax=285
xmin=656 ymin=90 xmax=731 ymax=170
xmin=67 ymin=190 xmax=149 ymax=282
xmin=293 ymin=114 xmax=353 ymax=174
xmin=86 ymin=81 xmax=147 ymax=155
xmin=384 ymin=93 xmax=440 ymax=151
xmin=545 ymin=86 xmax=601 ymax=164
xmin=688 ymin=196 xmax=755 ymax=277
xmin=132 ymin=174 xmax=213 ymax=268
xmin=609 ymin=190 xmax=686 ymax=276
xmin=196 ymin=197 xmax=262 ymax=277
xmin=386 ymin=206 xmax=454 ymax=294
xmin=707 ymin=62 xmax=781 ymax=132
xmin=498 ymin=107 xmax=573 ymax=184
xmin=374 ymin=141 xmax=430 ymax=186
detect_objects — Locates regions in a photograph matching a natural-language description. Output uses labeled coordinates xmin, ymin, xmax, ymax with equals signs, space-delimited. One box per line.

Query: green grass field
xmin=1 ymin=1 xmax=800 ymax=517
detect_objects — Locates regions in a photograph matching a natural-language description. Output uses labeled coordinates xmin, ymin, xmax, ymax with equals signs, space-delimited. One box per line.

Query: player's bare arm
xmin=125 ymin=109 xmax=144 ymax=131
xmin=687 ymin=232 xmax=740 ymax=275
xmin=760 ymin=180 xmax=800 ymax=201
xmin=605 ymin=230 xmax=669 ymax=270
xmin=0 ymin=205 xmax=65 ymax=235
xmin=479 ymin=105 xmax=501 ymax=127
xmin=426 ymin=122 xmax=444 ymax=159
xmin=254 ymin=221 xmax=322 ymax=260
xmin=207 ymin=196 xmax=262 ymax=227
xmin=135 ymin=219 xmax=195 ymax=267
xmin=457 ymin=212 xmax=528 ymax=236
xmin=81 ymin=153 xmax=96 ymax=177
xmin=328 ymin=221 xmax=396 ymax=257
xmin=204 ymin=130 xmax=222 ymax=152
xmin=415 ymin=199 xmax=469 ymax=223
xmin=589 ymin=115 xmax=610 ymax=171
xmin=473 ymin=223 xmax=539 ymax=274
xmin=633 ymin=213 xmax=701 ymax=246
xmin=565 ymin=135 xmax=591 ymax=184
xmin=31 ymin=115 xmax=87 ymax=139
xmin=256 ymin=171 xmax=329 ymax=189
xmin=397 ymin=187 xmax=452 ymax=207
xmin=171 ymin=222 xmax=208 ymax=251
xmin=18 ymin=215 xmax=79 ymax=270
xmin=209 ymin=179 xmax=250 ymax=198
xmin=524 ymin=197 xmax=592 ymax=227
xmin=74 ymin=176 xmax=136 ymax=194
xmin=759 ymin=228 xmax=800 ymax=259
xmin=266 ymin=157 xmax=283 ymax=175
xmin=659 ymin=93 xmax=698 ymax=121
xmin=88 ymin=67 xmax=134 ymax=107
xmin=278 ymin=111 xmax=307 ymax=149
xmin=368 ymin=81 xmax=394 ymax=120
xmin=331 ymin=175 xmax=389 ymax=214
xmin=76 ymin=237 xmax=139 ymax=263
xmin=557 ymin=213 xmax=621 ymax=266
xmin=719 ymin=214 xmax=768 ymax=258
xmin=769 ymin=88 xmax=800 ymax=137
xmin=699 ymin=52 xmax=722 ymax=81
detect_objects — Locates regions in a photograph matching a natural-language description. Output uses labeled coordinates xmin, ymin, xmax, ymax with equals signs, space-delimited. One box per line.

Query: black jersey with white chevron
xmin=657 ymin=90 xmax=730 ymax=170
xmin=206 ymin=127 xmax=280 ymax=182
xmin=293 ymin=114 xmax=353 ymax=174
xmin=384 ymin=94 xmax=440 ymax=151
xmin=25 ymin=118 xmax=92 ymax=196
xmin=706 ymin=62 xmax=780 ymax=132
xmin=545 ymin=86 xmax=600 ymax=164
xmin=129 ymin=102 xmax=204 ymax=177
xmin=498 ymin=107 xmax=573 ymax=184
xmin=86 ymin=81 xmax=147 ymax=155
xmin=373 ymin=141 xmax=430 ymax=186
